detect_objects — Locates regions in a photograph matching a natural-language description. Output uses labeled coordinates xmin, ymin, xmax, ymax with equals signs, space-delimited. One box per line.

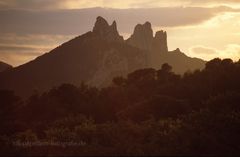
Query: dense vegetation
xmin=1 ymin=58 xmax=240 ymax=156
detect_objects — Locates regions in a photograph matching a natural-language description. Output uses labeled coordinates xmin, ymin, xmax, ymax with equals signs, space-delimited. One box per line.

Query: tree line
xmin=1 ymin=58 xmax=240 ymax=155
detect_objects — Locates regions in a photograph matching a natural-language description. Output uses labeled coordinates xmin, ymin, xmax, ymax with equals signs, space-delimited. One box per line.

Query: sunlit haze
xmin=0 ymin=0 xmax=240 ymax=66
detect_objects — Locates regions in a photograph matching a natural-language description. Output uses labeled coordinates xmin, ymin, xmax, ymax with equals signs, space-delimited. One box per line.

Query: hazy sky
xmin=0 ymin=0 xmax=240 ymax=66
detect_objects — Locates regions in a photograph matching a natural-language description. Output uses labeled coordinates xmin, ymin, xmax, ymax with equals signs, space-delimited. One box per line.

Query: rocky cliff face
xmin=153 ymin=30 xmax=168 ymax=53
xmin=93 ymin=16 xmax=124 ymax=43
xmin=126 ymin=22 xmax=153 ymax=51
xmin=126 ymin=22 xmax=169 ymax=68
xmin=125 ymin=21 xmax=204 ymax=71
xmin=0 ymin=17 xmax=147 ymax=97
xmin=90 ymin=16 xmax=147 ymax=86
xmin=126 ymin=22 xmax=168 ymax=53
xmin=0 ymin=16 xmax=205 ymax=97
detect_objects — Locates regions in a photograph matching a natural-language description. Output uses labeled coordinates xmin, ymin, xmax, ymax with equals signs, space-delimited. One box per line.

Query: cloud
xmin=1 ymin=0 xmax=240 ymax=10
xmin=0 ymin=2 xmax=240 ymax=66
xmin=189 ymin=44 xmax=240 ymax=61
xmin=0 ymin=34 xmax=73 ymax=46
xmin=0 ymin=6 xmax=238 ymax=36
xmin=0 ymin=44 xmax=52 ymax=52
xmin=190 ymin=46 xmax=218 ymax=55
xmin=0 ymin=51 xmax=41 ymax=67
xmin=188 ymin=0 xmax=240 ymax=6
xmin=0 ymin=34 xmax=73 ymax=66
xmin=0 ymin=0 xmax=65 ymax=10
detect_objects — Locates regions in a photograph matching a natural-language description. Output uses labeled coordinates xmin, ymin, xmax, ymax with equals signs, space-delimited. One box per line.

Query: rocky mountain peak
xmin=175 ymin=48 xmax=181 ymax=53
xmin=126 ymin=21 xmax=153 ymax=51
xmin=155 ymin=30 xmax=166 ymax=39
xmin=93 ymin=16 xmax=109 ymax=31
xmin=0 ymin=16 xmax=205 ymax=97
xmin=126 ymin=21 xmax=169 ymax=54
xmin=133 ymin=22 xmax=152 ymax=36
xmin=92 ymin=16 xmax=123 ymax=42
xmin=111 ymin=20 xmax=117 ymax=30
xmin=126 ymin=22 xmax=169 ymax=68
xmin=153 ymin=30 xmax=168 ymax=53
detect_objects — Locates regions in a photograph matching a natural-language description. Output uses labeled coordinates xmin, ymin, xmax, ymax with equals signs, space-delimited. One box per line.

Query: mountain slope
xmin=0 ymin=61 xmax=12 ymax=72
xmin=0 ymin=17 xmax=147 ymax=97
xmin=0 ymin=16 xmax=205 ymax=97
xmin=126 ymin=22 xmax=205 ymax=73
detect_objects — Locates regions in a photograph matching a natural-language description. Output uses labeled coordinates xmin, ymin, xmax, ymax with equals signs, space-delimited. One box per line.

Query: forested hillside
xmin=1 ymin=58 xmax=240 ymax=156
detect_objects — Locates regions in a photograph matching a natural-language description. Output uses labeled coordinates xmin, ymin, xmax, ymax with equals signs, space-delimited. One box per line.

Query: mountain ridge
xmin=0 ymin=16 xmax=205 ymax=97
xmin=0 ymin=61 xmax=12 ymax=72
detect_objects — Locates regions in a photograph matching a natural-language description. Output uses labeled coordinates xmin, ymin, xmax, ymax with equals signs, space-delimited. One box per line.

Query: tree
xmin=205 ymin=58 xmax=221 ymax=70
xmin=0 ymin=90 xmax=21 ymax=134
xmin=127 ymin=68 xmax=156 ymax=85
xmin=161 ymin=63 xmax=172 ymax=73
xmin=157 ymin=63 xmax=180 ymax=83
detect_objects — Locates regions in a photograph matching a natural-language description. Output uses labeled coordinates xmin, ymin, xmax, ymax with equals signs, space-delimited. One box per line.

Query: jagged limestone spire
xmin=92 ymin=16 xmax=123 ymax=42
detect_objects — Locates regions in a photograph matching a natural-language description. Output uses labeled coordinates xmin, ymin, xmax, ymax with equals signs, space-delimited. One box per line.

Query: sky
xmin=0 ymin=0 xmax=240 ymax=66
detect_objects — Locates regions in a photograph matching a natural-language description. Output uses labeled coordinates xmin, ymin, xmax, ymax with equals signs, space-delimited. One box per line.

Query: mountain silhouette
xmin=126 ymin=21 xmax=204 ymax=73
xmin=0 ymin=61 xmax=12 ymax=72
xmin=0 ymin=16 xmax=205 ymax=97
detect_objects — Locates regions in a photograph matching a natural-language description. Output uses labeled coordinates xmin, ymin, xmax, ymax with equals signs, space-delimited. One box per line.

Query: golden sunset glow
xmin=1 ymin=2 xmax=240 ymax=156
xmin=57 ymin=0 xmax=240 ymax=9
xmin=0 ymin=0 xmax=240 ymax=66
